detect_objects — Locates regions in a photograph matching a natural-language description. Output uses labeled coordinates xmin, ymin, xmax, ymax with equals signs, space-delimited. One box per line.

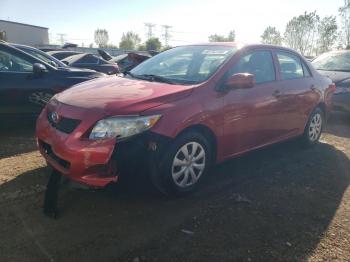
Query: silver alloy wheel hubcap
xmin=171 ymin=142 xmax=206 ymax=188
xmin=309 ymin=113 xmax=322 ymax=142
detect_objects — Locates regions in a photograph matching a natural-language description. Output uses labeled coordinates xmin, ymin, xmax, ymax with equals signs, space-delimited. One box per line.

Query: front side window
xmin=130 ymin=45 xmax=236 ymax=85
xmin=277 ymin=51 xmax=304 ymax=80
xmin=230 ymin=50 xmax=275 ymax=84
xmin=0 ymin=50 xmax=33 ymax=72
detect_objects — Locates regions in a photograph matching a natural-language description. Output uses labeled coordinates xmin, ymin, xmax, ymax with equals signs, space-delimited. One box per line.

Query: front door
xmin=223 ymin=49 xmax=283 ymax=158
xmin=0 ymin=45 xmax=50 ymax=115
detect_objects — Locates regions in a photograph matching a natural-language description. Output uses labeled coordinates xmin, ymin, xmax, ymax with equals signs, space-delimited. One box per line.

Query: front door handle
xmin=272 ymin=90 xmax=281 ymax=98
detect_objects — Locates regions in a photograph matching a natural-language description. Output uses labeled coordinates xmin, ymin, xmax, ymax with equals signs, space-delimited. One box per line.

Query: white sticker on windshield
xmin=202 ymin=50 xmax=229 ymax=55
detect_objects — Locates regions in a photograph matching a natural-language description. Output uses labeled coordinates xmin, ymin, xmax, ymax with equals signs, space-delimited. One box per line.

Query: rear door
xmin=273 ymin=50 xmax=318 ymax=135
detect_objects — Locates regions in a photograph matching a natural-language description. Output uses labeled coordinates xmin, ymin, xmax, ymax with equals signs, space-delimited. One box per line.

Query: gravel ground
xmin=0 ymin=112 xmax=349 ymax=262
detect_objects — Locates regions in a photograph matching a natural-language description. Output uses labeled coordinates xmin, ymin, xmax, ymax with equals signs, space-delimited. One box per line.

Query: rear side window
xmin=230 ymin=50 xmax=275 ymax=84
xmin=277 ymin=51 xmax=304 ymax=80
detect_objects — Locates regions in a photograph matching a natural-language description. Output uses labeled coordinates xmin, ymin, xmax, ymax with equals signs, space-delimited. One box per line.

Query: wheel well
xmin=317 ymin=102 xmax=326 ymax=115
xmin=177 ymin=124 xmax=217 ymax=163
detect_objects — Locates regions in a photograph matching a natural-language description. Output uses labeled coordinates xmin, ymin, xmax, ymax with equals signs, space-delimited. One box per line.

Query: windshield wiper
xmin=316 ymin=68 xmax=350 ymax=72
xmin=138 ymin=74 xmax=176 ymax=84
xmin=124 ymin=71 xmax=138 ymax=78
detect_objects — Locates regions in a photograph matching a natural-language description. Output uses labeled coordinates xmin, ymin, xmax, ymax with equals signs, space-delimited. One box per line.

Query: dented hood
xmin=55 ymin=76 xmax=194 ymax=115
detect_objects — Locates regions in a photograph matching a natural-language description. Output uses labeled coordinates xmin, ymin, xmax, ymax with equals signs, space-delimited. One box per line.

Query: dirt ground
xmin=0 ymin=113 xmax=349 ymax=262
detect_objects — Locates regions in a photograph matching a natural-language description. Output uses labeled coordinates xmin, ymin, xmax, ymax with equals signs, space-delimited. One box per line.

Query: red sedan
xmin=36 ymin=43 xmax=335 ymax=195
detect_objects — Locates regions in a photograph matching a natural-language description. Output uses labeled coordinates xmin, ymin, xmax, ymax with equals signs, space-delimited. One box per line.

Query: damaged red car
xmin=36 ymin=43 xmax=335 ymax=195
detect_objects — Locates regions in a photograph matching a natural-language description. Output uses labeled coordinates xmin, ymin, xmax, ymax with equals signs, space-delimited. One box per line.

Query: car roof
xmin=177 ymin=42 xmax=300 ymax=52
xmin=47 ymin=50 xmax=82 ymax=55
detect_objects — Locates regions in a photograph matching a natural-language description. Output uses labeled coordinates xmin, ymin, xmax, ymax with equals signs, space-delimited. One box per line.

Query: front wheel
xmin=153 ymin=131 xmax=212 ymax=195
xmin=302 ymin=107 xmax=324 ymax=146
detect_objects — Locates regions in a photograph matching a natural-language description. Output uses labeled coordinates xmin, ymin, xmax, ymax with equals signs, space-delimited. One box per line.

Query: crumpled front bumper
xmin=36 ymin=103 xmax=118 ymax=188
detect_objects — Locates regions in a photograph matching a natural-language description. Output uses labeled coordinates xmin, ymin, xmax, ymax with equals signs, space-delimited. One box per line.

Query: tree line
xmin=94 ymin=29 xmax=164 ymax=52
xmin=93 ymin=0 xmax=350 ymax=55
xmin=261 ymin=1 xmax=350 ymax=55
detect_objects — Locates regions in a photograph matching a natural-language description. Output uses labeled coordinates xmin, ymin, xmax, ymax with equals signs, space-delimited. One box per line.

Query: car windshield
xmin=312 ymin=51 xmax=350 ymax=72
xmin=18 ymin=47 xmax=66 ymax=68
xmin=130 ymin=45 xmax=236 ymax=85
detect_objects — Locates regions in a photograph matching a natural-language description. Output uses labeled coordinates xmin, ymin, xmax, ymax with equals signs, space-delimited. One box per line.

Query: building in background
xmin=0 ymin=20 xmax=49 ymax=46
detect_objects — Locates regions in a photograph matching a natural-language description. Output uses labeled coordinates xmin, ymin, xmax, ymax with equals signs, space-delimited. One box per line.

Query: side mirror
xmin=225 ymin=73 xmax=255 ymax=89
xmin=33 ymin=63 xmax=47 ymax=75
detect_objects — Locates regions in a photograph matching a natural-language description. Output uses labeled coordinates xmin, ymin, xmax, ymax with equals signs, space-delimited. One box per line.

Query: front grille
xmin=40 ymin=140 xmax=70 ymax=170
xmin=47 ymin=112 xmax=81 ymax=134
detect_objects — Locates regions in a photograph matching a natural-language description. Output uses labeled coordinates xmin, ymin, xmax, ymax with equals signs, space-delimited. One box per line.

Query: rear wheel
xmin=302 ymin=107 xmax=324 ymax=146
xmin=154 ymin=131 xmax=212 ymax=195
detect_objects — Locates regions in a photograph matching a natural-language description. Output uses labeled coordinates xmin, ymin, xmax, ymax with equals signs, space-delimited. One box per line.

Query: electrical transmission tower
xmin=144 ymin=23 xmax=156 ymax=39
xmin=57 ymin=33 xmax=66 ymax=45
xmin=162 ymin=25 xmax=172 ymax=46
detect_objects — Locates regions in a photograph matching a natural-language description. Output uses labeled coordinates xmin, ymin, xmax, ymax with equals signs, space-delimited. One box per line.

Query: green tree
xmin=138 ymin=44 xmax=147 ymax=51
xmin=317 ymin=16 xmax=338 ymax=53
xmin=208 ymin=34 xmax=227 ymax=42
xmin=208 ymin=30 xmax=235 ymax=42
xmin=339 ymin=0 xmax=350 ymax=48
xmin=227 ymin=30 xmax=235 ymax=41
xmin=119 ymin=31 xmax=141 ymax=50
xmin=284 ymin=11 xmax=320 ymax=55
xmin=145 ymin=37 xmax=162 ymax=51
xmin=261 ymin=26 xmax=282 ymax=45
xmin=94 ymin=29 xmax=109 ymax=48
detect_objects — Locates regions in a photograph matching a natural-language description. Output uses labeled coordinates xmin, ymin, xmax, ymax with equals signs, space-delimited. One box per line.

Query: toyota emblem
xmin=50 ymin=111 xmax=60 ymax=124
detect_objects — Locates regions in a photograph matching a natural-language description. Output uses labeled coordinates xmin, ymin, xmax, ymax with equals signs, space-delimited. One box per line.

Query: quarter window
xmin=302 ymin=62 xmax=311 ymax=77
xmin=230 ymin=50 xmax=275 ymax=84
xmin=277 ymin=51 xmax=304 ymax=80
xmin=0 ymin=50 xmax=33 ymax=72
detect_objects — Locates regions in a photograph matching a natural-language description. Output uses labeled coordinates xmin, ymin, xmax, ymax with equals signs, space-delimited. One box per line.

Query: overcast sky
xmin=0 ymin=0 xmax=345 ymax=46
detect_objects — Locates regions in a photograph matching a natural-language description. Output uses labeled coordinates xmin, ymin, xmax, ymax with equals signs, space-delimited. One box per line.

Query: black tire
xmin=153 ymin=130 xmax=212 ymax=195
xmin=301 ymin=107 xmax=324 ymax=146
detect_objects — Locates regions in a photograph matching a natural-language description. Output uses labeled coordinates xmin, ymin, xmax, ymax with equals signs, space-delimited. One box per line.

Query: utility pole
xmin=57 ymin=33 xmax=66 ymax=45
xmin=162 ymin=25 xmax=172 ymax=46
xmin=144 ymin=23 xmax=156 ymax=40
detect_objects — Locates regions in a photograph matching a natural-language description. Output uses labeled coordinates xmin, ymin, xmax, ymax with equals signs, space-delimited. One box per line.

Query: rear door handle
xmin=310 ymin=85 xmax=316 ymax=91
xmin=272 ymin=90 xmax=281 ymax=98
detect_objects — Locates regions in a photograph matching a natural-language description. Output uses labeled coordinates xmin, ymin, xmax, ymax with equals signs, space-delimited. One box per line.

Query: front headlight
xmin=89 ymin=115 xmax=161 ymax=140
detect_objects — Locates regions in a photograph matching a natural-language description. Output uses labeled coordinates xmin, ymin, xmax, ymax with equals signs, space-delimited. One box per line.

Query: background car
xmin=312 ymin=50 xmax=350 ymax=113
xmin=98 ymin=49 xmax=152 ymax=73
xmin=47 ymin=50 xmax=83 ymax=60
xmin=0 ymin=42 xmax=105 ymax=116
xmin=61 ymin=53 xmax=120 ymax=75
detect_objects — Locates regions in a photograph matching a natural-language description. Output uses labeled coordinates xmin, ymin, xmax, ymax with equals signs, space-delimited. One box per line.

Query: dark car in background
xmin=0 ymin=42 xmax=105 ymax=116
xmin=47 ymin=50 xmax=83 ymax=60
xmin=111 ymin=52 xmax=151 ymax=72
xmin=312 ymin=50 xmax=350 ymax=113
xmin=62 ymin=53 xmax=120 ymax=75
xmin=98 ymin=49 xmax=152 ymax=72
